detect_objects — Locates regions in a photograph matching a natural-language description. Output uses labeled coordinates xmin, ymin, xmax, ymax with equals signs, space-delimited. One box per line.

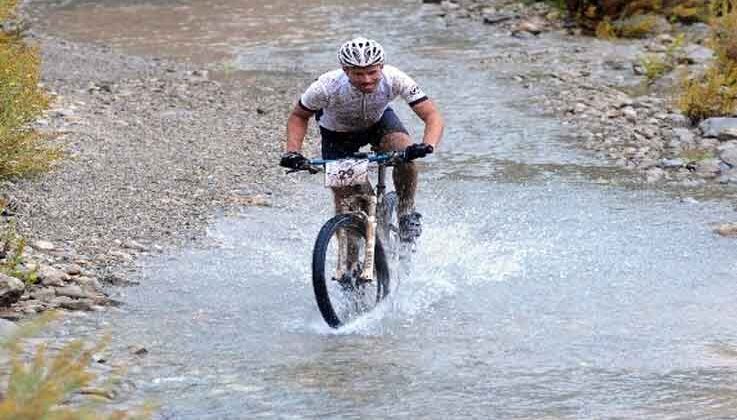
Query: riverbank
xmin=0 ymin=25 xmax=303 ymax=317
xmin=431 ymin=0 xmax=737 ymax=191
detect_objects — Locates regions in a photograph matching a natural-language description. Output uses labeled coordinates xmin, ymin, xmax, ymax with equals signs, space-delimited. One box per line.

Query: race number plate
xmin=324 ymin=159 xmax=369 ymax=188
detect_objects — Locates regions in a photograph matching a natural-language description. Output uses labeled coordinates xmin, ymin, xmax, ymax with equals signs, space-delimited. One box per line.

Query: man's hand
xmin=404 ymin=143 xmax=434 ymax=161
xmin=280 ymin=151 xmax=309 ymax=170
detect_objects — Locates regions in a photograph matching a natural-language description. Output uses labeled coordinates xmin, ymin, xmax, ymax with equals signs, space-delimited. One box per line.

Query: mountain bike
xmin=291 ymin=151 xmax=413 ymax=328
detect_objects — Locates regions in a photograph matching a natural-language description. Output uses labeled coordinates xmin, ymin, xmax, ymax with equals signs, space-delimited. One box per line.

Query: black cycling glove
xmin=280 ymin=151 xmax=308 ymax=170
xmin=404 ymin=143 xmax=434 ymax=161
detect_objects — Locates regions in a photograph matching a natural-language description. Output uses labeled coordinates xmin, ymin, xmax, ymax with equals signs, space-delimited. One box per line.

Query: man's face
xmin=344 ymin=64 xmax=383 ymax=93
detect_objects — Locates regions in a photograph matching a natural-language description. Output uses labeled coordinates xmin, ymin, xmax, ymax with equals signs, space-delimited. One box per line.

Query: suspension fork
xmin=360 ymin=192 xmax=378 ymax=281
xmin=360 ymin=164 xmax=387 ymax=281
xmin=335 ymin=195 xmax=350 ymax=279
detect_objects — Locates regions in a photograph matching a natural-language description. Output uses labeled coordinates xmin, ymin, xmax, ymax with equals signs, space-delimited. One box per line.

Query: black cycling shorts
xmin=320 ymin=107 xmax=409 ymax=160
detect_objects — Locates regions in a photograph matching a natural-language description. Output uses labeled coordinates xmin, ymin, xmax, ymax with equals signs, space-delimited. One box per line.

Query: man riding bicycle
xmin=280 ymin=37 xmax=444 ymax=244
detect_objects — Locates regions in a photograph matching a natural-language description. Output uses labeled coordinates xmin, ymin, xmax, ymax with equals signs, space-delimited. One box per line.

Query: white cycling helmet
xmin=338 ymin=37 xmax=385 ymax=68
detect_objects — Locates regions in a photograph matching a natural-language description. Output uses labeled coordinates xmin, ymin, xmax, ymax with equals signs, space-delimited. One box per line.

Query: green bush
xmin=0 ymin=0 xmax=62 ymax=180
xmin=0 ymin=215 xmax=37 ymax=285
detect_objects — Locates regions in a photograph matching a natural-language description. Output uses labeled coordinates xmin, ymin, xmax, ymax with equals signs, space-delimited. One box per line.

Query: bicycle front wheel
xmin=312 ymin=213 xmax=390 ymax=328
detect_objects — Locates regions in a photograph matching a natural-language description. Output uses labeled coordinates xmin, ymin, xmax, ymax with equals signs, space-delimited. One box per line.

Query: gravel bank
xmin=0 ymin=29 xmax=307 ymax=317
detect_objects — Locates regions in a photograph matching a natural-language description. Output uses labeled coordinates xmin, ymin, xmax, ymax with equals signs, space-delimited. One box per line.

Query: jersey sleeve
xmin=299 ymin=79 xmax=329 ymax=112
xmin=390 ymin=67 xmax=428 ymax=107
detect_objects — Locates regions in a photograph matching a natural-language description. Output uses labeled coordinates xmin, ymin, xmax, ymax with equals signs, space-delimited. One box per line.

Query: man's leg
xmin=378 ymin=132 xmax=416 ymax=216
xmin=378 ymin=132 xmax=423 ymax=243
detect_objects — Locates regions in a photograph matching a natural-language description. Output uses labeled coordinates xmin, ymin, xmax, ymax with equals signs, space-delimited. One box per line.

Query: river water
xmin=28 ymin=0 xmax=737 ymax=418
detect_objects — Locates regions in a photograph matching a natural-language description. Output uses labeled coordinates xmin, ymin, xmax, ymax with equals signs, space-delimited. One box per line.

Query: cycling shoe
xmin=398 ymin=211 xmax=422 ymax=243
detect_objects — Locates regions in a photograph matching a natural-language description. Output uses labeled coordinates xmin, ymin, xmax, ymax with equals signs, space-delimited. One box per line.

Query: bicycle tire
xmin=312 ymin=213 xmax=390 ymax=328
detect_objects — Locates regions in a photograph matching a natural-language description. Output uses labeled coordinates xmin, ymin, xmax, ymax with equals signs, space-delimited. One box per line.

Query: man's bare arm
xmin=411 ymin=99 xmax=444 ymax=149
xmin=286 ymin=104 xmax=315 ymax=152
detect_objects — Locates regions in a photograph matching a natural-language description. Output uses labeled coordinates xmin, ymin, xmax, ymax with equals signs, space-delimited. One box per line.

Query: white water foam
xmin=302 ymin=218 xmax=527 ymax=335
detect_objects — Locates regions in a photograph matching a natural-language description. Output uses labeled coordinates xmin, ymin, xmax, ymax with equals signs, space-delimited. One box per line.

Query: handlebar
xmin=287 ymin=151 xmax=408 ymax=174
xmin=308 ymin=151 xmax=406 ymax=166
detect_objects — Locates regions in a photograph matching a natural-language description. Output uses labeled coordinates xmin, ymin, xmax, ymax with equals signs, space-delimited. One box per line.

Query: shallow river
xmin=29 ymin=0 xmax=737 ymax=418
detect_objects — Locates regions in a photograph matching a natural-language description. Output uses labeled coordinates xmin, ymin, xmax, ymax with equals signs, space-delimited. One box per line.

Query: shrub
xmin=0 ymin=216 xmax=37 ymax=285
xmin=641 ymin=54 xmax=670 ymax=80
xmin=0 ymin=312 xmax=153 ymax=419
xmin=679 ymin=65 xmax=737 ymax=121
xmin=595 ymin=18 xmax=617 ymax=38
xmin=678 ymin=0 xmax=737 ymax=121
xmin=0 ymin=0 xmax=62 ymax=180
xmin=615 ymin=14 xmax=661 ymax=38
xmin=669 ymin=3 xmax=708 ymax=23
xmin=709 ymin=0 xmax=737 ymax=64
xmin=565 ymin=0 xmax=711 ymax=33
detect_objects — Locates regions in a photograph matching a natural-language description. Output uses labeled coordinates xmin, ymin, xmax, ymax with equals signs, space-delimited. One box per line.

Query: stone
xmin=693 ymin=158 xmax=722 ymax=178
xmin=715 ymin=223 xmax=737 ymax=237
xmin=59 ymin=299 xmax=95 ymax=311
xmin=483 ymin=14 xmax=513 ymax=25
xmin=55 ymin=285 xmax=89 ymax=299
xmin=683 ymin=44 xmax=713 ymax=65
xmin=698 ymin=137 xmax=720 ymax=149
xmin=645 ymin=167 xmax=665 ymax=183
xmin=38 ymin=265 xmax=69 ymax=286
xmin=513 ymin=18 xmax=544 ymax=35
xmin=441 ymin=0 xmax=460 ymax=11
xmin=128 ymin=345 xmax=148 ymax=356
xmin=76 ymin=276 xmax=103 ymax=290
xmin=109 ymin=250 xmax=133 ymax=261
xmin=122 ymin=240 xmax=149 ymax=252
xmin=32 ymin=240 xmax=55 ymax=251
xmin=0 ymin=274 xmax=24 ymax=307
xmin=49 ymin=296 xmax=73 ymax=308
xmin=622 ymin=107 xmax=637 ymax=122
xmin=665 ymin=113 xmax=690 ymax=128
xmin=699 ymin=118 xmax=737 ymax=140
xmin=656 ymin=34 xmax=675 ymax=44
xmin=29 ymin=287 xmax=56 ymax=302
xmin=615 ymin=97 xmax=634 ymax=108
xmin=79 ymin=387 xmax=116 ymax=400
xmin=671 ymin=128 xmax=696 ymax=147
xmin=639 ymin=158 xmax=658 ymax=169
xmin=226 ymin=194 xmax=271 ymax=207
xmin=101 ymin=272 xmax=139 ymax=286
xmin=718 ymin=168 xmax=737 ymax=184
xmin=719 ymin=146 xmax=737 ymax=167
xmin=660 ymin=158 xmax=685 ymax=169
xmin=61 ymin=263 xmax=83 ymax=276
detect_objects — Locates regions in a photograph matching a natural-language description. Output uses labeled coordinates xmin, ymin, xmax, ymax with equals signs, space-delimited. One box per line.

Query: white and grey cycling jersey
xmin=299 ymin=65 xmax=428 ymax=132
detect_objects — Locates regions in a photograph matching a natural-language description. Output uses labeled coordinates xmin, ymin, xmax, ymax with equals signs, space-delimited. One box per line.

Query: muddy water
xmin=30 ymin=0 xmax=737 ymax=418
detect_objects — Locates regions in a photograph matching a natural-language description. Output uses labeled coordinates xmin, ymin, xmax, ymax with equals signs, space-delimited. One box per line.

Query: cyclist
xmin=280 ymin=37 xmax=444 ymax=244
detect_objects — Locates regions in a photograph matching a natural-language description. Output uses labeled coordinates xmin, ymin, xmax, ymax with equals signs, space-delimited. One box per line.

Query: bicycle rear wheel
xmin=312 ymin=213 xmax=390 ymax=328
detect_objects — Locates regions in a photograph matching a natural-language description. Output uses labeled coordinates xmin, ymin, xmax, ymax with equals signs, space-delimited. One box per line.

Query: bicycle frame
xmin=308 ymin=152 xmax=401 ymax=282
